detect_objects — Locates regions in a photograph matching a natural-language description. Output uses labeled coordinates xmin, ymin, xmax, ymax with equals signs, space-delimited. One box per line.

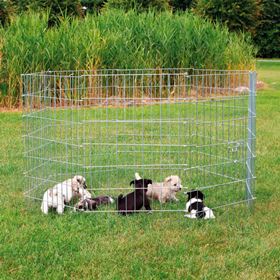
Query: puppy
xmin=92 ymin=195 xmax=114 ymax=206
xmin=184 ymin=190 xmax=215 ymax=219
xmin=117 ymin=179 xmax=152 ymax=215
xmin=74 ymin=195 xmax=114 ymax=212
xmin=41 ymin=175 xmax=90 ymax=215
xmin=135 ymin=173 xmax=182 ymax=204
xmin=75 ymin=198 xmax=97 ymax=211
xmin=78 ymin=187 xmax=92 ymax=201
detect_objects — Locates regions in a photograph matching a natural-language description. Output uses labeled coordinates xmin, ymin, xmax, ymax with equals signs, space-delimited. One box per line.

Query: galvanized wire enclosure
xmin=23 ymin=68 xmax=256 ymax=215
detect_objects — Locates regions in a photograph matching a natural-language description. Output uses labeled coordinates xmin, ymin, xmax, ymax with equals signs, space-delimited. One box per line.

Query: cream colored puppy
xmin=135 ymin=173 xmax=182 ymax=204
xmin=41 ymin=175 xmax=91 ymax=214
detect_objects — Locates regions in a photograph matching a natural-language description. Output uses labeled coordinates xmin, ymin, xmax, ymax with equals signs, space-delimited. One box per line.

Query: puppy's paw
xmin=184 ymin=214 xmax=196 ymax=219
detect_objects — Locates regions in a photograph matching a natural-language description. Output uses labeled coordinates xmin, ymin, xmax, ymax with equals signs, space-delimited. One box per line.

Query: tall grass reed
xmin=0 ymin=10 xmax=256 ymax=107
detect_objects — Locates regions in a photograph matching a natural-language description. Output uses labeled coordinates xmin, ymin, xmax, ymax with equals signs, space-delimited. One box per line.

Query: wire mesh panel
xmin=22 ymin=68 xmax=256 ymax=215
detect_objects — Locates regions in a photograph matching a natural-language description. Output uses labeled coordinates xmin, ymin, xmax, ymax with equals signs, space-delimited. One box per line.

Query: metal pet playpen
xmin=23 ymin=68 xmax=256 ymax=215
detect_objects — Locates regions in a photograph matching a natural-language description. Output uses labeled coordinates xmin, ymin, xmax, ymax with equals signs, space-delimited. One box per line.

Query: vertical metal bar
xmin=195 ymin=73 xmax=199 ymax=189
xmin=246 ymin=71 xmax=256 ymax=207
xmin=22 ymin=74 xmax=28 ymax=196
xmin=82 ymin=73 xmax=86 ymax=194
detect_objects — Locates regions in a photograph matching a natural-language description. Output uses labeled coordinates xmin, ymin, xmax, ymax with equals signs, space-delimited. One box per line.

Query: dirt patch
xmin=0 ymin=107 xmax=22 ymax=113
xmin=257 ymin=80 xmax=265 ymax=89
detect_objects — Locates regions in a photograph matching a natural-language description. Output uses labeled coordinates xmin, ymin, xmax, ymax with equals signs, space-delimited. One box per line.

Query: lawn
xmin=0 ymin=61 xmax=280 ymax=279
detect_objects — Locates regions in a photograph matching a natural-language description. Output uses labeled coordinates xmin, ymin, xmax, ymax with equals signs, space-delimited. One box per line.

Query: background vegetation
xmin=0 ymin=0 xmax=279 ymax=107
xmin=193 ymin=0 xmax=279 ymax=58
xmin=193 ymin=0 xmax=261 ymax=34
xmin=253 ymin=0 xmax=280 ymax=58
xmin=0 ymin=10 xmax=256 ymax=107
xmin=0 ymin=0 xmax=279 ymax=57
xmin=103 ymin=0 xmax=171 ymax=12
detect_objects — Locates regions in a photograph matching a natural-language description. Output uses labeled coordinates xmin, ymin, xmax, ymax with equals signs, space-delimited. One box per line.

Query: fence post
xmin=246 ymin=71 xmax=256 ymax=208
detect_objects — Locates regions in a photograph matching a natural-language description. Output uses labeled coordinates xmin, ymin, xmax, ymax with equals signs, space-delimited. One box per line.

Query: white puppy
xmin=41 ymin=175 xmax=91 ymax=215
xmin=135 ymin=173 xmax=182 ymax=204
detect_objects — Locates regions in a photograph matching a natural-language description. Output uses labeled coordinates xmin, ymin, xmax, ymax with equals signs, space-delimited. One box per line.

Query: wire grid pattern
xmin=22 ymin=68 xmax=256 ymax=214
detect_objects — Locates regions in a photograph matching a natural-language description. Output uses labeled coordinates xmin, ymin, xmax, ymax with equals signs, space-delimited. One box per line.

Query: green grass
xmin=0 ymin=61 xmax=280 ymax=279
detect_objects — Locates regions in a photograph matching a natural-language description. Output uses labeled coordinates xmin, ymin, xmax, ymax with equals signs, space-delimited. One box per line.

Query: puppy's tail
xmin=117 ymin=194 xmax=123 ymax=201
xmin=135 ymin=172 xmax=141 ymax=180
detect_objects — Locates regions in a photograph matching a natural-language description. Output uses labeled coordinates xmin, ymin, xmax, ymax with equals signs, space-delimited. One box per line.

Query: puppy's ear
xmin=130 ymin=180 xmax=135 ymax=186
xmin=144 ymin=179 xmax=152 ymax=184
xmin=186 ymin=189 xmax=196 ymax=199
xmin=186 ymin=191 xmax=192 ymax=200
xmin=164 ymin=176 xmax=172 ymax=182
xmin=197 ymin=191 xmax=205 ymax=200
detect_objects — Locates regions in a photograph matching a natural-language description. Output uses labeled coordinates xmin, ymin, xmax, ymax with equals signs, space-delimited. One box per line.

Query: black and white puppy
xmin=92 ymin=195 xmax=114 ymax=206
xmin=75 ymin=198 xmax=98 ymax=211
xmin=184 ymin=190 xmax=215 ymax=219
xmin=74 ymin=195 xmax=114 ymax=211
xmin=117 ymin=179 xmax=152 ymax=215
